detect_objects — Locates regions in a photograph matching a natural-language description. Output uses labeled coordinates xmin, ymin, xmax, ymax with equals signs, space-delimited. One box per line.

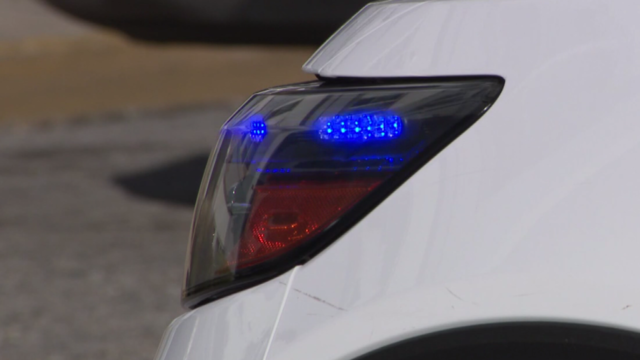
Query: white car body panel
xmin=157 ymin=0 xmax=640 ymax=359
xmin=154 ymin=271 xmax=293 ymax=360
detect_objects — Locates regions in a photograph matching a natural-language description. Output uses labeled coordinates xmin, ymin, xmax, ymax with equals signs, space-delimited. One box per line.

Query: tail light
xmin=184 ymin=78 xmax=504 ymax=308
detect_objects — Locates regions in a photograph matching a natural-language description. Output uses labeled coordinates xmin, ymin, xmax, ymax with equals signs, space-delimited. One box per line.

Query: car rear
xmin=156 ymin=0 xmax=640 ymax=359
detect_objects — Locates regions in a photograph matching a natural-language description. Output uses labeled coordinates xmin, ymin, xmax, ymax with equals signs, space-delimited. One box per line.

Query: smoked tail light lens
xmin=183 ymin=78 xmax=504 ymax=308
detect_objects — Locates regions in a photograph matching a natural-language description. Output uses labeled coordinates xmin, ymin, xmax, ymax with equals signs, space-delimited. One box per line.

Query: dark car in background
xmin=45 ymin=0 xmax=371 ymax=44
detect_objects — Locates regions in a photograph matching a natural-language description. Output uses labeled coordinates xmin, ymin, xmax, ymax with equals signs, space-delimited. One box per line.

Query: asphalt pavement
xmin=0 ymin=106 xmax=231 ymax=360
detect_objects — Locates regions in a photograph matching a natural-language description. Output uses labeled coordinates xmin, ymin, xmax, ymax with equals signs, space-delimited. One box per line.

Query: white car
xmin=155 ymin=0 xmax=640 ymax=359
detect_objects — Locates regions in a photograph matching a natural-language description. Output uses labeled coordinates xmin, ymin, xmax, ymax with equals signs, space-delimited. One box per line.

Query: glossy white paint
xmin=159 ymin=0 xmax=640 ymax=359
xmin=154 ymin=271 xmax=293 ymax=360
xmin=271 ymin=0 xmax=640 ymax=359
xmin=304 ymin=0 xmax=640 ymax=81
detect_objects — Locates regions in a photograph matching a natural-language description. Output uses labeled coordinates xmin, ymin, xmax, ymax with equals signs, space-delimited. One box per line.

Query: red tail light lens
xmin=183 ymin=78 xmax=504 ymax=308
xmin=238 ymin=180 xmax=381 ymax=268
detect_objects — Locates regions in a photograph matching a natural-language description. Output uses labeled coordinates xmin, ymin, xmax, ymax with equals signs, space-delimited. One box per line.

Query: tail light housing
xmin=183 ymin=78 xmax=504 ymax=308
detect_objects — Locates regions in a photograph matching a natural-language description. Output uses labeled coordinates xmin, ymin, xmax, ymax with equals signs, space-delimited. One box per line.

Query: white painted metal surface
xmin=158 ymin=0 xmax=640 ymax=359
xmin=154 ymin=271 xmax=293 ymax=360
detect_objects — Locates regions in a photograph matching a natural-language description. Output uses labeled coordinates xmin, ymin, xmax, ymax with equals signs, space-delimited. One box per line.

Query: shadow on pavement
xmin=114 ymin=153 xmax=209 ymax=207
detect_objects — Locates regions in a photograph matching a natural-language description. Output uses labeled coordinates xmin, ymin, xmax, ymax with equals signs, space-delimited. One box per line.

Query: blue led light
xmin=247 ymin=115 xmax=267 ymax=142
xmin=256 ymin=168 xmax=291 ymax=173
xmin=348 ymin=155 xmax=401 ymax=163
xmin=319 ymin=111 xmax=403 ymax=142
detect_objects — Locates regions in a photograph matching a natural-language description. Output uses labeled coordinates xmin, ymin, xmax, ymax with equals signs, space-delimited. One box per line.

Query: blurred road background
xmin=0 ymin=0 xmax=315 ymax=359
